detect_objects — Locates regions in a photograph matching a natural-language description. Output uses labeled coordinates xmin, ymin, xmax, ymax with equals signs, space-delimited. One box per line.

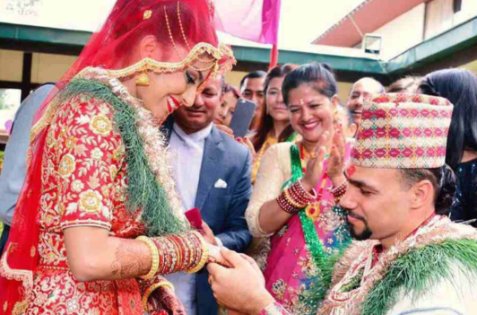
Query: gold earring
xmin=136 ymin=72 xmax=150 ymax=86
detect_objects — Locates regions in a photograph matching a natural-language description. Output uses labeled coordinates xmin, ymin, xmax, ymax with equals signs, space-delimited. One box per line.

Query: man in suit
xmin=163 ymin=74 xmax=252 ymax=315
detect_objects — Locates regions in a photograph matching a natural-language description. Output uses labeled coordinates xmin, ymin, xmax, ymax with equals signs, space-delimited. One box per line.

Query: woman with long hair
xmin=0 ymin=1 xmax=234 ymax=314
xmin=250 ymin=64 xmax=298 ymax=183
xmin=419 ymin=69 xmax=477 ymax=226
xmin=245 ymin=63 xmax=351 ymax=314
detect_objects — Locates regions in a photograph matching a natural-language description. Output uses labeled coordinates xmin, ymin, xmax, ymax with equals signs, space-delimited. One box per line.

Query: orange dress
xmin=27 ymin=94 xmax=145 ymax=314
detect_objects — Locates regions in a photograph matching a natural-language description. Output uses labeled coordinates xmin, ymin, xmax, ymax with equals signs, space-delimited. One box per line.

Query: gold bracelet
xmin=187 ymin=232 xmax=209 ymax=273
xmin=136 ymin=235 xmax=160 ymax=280
xmin=283 ymin=188 xmax=306 ymax=208
xmin=141 ymin=280 xmax=175 ymax=311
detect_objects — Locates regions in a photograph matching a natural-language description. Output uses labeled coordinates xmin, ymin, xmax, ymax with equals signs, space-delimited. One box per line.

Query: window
xmin=424 ymin=0 xmax=454 ymax=39
xmin=453 ymin=0 xmax=462 ymax=13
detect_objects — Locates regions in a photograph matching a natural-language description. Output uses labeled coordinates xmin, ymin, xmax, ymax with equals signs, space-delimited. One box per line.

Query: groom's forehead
xmin=346 ymin=164 xmax=401 ymax=189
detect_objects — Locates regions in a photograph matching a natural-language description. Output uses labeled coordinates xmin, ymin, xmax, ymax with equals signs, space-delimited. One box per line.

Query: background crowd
xmin=0 ymin=0 xmax=476 ymax=314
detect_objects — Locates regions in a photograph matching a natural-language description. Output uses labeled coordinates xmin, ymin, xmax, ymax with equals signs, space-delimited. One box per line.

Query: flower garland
xmin=109 ymin=78 xmax=186 ymax=222
xmin=319 ymin=216 xmax=477 ymax=315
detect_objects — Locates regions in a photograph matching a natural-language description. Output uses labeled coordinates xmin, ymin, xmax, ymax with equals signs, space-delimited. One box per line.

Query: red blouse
xmin=28 ymin=94 xmax=145 ymax=314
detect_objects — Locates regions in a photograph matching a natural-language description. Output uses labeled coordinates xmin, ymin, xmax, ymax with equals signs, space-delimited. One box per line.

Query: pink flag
xmin=212 ymin=0 xmax=281 ymax=45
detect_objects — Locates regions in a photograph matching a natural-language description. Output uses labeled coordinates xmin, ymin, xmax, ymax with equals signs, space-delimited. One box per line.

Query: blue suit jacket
xmin=163 ymin=119 xmax=252 ymax=314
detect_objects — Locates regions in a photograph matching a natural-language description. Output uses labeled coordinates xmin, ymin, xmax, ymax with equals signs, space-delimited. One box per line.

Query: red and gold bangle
xmin=190 ymin=235 xmax=203 ymax=267
xmin=283 ymin=188 xmax=306 ymax=208
xmin=292 ymin=180 xmax=317 ymax=202
xmin=173 ymin=235 xmax=189 ymax=271
xmin=166 ymin=238 xmax=178 ymax=272
xmin=187 ymin=231 xmax=209 ymax=273
xmin=180 ymin=234 xmax=195 ymax=270
xmin=169 ymin=236 xmax=181 ymax=270
xmin=149 ymin=231 xmax=209 ymax=274
xmin=288 ymin=186 xmax=310 ymax=205
xmin=276 ymin=192 xmax=301 ymax=214
xmin=136 ymin=236 xmax=160 ymax=280
xmin=151 ymin=237 xmax=175 ymax=274
xmin=183 ymin=234 xmax=194 ymax=267
xmin=189 ymin=231 xmax=209 ymax=272
xmin=331 ymin=180 xmax=347 ymax=202
xmin=142 ymin=280 xmax=175 ymax=311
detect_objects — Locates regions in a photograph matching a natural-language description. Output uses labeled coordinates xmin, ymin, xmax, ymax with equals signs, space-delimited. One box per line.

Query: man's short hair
xmin=351 ymin=77 xmax=385 ymax=94
xmin=399 ymin=166 xmax=456 ymax=215
xmin=239 ymin=70 xmax=267 ymax=89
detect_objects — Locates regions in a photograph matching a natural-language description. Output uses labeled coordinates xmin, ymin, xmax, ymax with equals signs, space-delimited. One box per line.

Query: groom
xmin=207 ymin=93 xmax=477 ymax=314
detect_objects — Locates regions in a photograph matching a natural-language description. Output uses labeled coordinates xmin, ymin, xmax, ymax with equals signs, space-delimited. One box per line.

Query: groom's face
xmin=340 ymin=165 xmax=413 ymax=242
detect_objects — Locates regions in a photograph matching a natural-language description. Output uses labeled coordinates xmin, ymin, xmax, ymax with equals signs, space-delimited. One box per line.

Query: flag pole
xmin=269 ymin=44 xmax=279 ymax=69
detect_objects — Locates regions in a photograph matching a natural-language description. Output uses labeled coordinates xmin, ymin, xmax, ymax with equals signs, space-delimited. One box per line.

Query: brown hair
xmin=387 ymin=76 xmax=422 ymax=93
xmin=251 ymin=64 xmax=298 ymax=151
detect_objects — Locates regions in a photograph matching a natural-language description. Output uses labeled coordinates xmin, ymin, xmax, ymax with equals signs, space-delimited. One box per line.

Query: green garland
xmin=362 ymin=238 xmax=477 ymax=315
xmin=60 ymin=78 xmax=187 ymax=236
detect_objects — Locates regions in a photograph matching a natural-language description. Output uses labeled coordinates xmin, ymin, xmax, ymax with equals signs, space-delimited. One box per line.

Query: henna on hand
xmin=110 ymin=239 xmax=151 ymax=278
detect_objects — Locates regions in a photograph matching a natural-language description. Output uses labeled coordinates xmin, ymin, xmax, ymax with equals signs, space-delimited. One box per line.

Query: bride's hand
xmin=207 ymin=249 xmax=274 ymax=314
xmin=207 ymin=243 xmax=232 ymax=268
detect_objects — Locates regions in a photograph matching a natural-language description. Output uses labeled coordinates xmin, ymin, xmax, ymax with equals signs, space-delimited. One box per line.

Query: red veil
xmin=0 ymin=0 xmax=234 ymax=313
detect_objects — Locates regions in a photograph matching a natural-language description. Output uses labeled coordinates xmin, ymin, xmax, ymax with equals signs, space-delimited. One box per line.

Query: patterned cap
xmin=351 ymin=93 xmax=453 ymax=168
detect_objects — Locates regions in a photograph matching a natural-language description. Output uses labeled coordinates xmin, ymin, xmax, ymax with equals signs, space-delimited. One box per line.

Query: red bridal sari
xmin=0 ymin=0 xmax=234 ymax=314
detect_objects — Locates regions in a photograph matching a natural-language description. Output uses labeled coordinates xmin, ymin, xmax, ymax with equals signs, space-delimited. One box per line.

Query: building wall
xmin=224 ymin=70 xmax=248 ymax=89
xmin=425 ymin=0 xmax=477 ymax=39
xmin=457 ymin=0 xmax=477 ymax=24
xmin=31 ymin=53 xmax=76 ymax=83
xmin=0 ymin=48 xmax=254 ymax=89
xmin=337 ymin=82 xmax=353 ymax=103
xmin=0 ymin=49 xmax=22 ymax=82
xmin=0 ymin=49 xmax=383 ymax=113
xmin=406 ymin=43 xmax=477 ymax=76
xmin=355 ymin=0 xmax=477 ymax=60
xmin=369 ymin=4 xmax=426 ymax=60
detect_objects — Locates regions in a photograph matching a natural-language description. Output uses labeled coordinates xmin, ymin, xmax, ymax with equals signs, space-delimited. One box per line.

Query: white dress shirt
xmin=165 ymin=122 xmax=212 ymax=315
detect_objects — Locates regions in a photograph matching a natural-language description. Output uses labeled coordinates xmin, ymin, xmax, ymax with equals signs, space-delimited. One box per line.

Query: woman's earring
xmin=136 ymin=72 xmax=150 ymax=86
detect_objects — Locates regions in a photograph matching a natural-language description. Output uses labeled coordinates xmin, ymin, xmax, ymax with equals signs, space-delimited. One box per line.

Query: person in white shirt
xmin=164 ymin=74 xmax=252 ymax=315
